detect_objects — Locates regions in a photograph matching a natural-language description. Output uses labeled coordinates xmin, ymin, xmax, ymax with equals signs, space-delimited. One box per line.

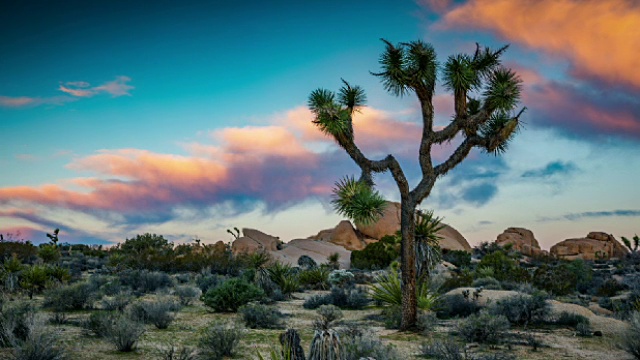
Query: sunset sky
xmin=1 ymin=0 xmax=639 ymax=249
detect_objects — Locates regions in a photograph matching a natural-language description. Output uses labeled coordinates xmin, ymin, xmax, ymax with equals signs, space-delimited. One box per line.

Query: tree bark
xmin=399 ymin=199 xmax=418 ymax=330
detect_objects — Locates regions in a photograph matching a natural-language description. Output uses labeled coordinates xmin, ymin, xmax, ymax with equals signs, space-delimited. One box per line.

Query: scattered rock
xmin=495 ymin=227 xmax=545 ymax=256
xmin=550 ymin=232 xmax=629 ymax=260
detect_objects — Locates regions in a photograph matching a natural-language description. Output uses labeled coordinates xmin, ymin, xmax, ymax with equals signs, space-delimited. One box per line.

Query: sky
xmin=1 ymin=0 xmax=639 ymax=250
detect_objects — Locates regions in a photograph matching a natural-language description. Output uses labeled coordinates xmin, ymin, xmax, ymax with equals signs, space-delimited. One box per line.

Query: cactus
xmin=308 ymin=329 xmax=343 ymax=360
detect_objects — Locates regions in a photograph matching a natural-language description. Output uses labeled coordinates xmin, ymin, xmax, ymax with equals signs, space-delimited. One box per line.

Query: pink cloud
xmin=58 ymin=76 xmax=134 ymax=98
xmin=0 ymin=96 xmax=36 ymax=108
xmin=436 ymin=0 xmax=640 ymax=88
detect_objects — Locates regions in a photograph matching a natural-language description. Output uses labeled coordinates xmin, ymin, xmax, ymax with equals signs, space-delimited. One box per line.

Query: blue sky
xmin=1 ymin=0 xmax=639 ymax=249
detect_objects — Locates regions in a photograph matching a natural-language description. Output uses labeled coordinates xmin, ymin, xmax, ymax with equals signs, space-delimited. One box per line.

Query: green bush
xmin=457 ymin=311 xmax=510 ymax=345
xmin=436 ymin=294 xmax=481 ymax=319
xmin=132 ymin=299 xmax=178 ymax=329
xmin=43 ymin=282 xmax=96 ymax=311
xmin=267 ymin=262 xmax=300 ymax=297
xmin=202 ymin=278 xmax=264 ymax=312
xmin=0 ymin=303 xmax=35 ymax=347
xmin=350 ymin=235 xmax=399 ymax=270
xmin=302 ymin=285 xmax=370 ymax=310
xmin=442 ymin=249 xmax=472 ymax=268
xmin=621 ymin=311 xmax=640 ymax=359
xmin=238 ymin=304 xmax=284 ymax=329
xmin=341 ymin=330 xmax=399 ymax=360
xmin=472 ymin=277 xmax=502 ymax=290
xmin=81 ymin=311 xmax=115 ymax=338
xmin=533 ymin=263 xmax=577 ymax=295
xmin=198 ymin=322 xmax=244 ymax=360
xmin=117 ymin=269 xmax=173 ymax=295
xmin=554 ymin=311 xmax=589 ymax=328
xmin=490 ymin=293 xmax=550 ymax=325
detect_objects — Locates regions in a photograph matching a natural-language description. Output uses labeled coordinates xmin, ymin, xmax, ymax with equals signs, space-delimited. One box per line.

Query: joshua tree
xmin=622 ymin=234 xmax=639 ymax=254
xmin=46 ymin=228 xmax=60 ymax=246
xmin=308 ymin=39 xmax=525 ymax=330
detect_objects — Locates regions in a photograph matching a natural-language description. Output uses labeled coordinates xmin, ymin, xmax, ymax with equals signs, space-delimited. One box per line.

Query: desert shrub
xmin=303 ymin=285 xmax=370 ymax=310
xmin=202 ymin=277 xmax=264 ymax=312
xmin=38 ymin=244 xmax=61 ymax=264
xmin=198 ymin=322 xmax=244 ymax=360
xmin=381 ymin=305 xmax=403 ymax=329
xmin=173 ymin=273 xmax=192 ymax=284
xmin=621 ymin=312 xmax=640 ymax=359
xmin=43 ymin=282 xmax=96 ymax=311
xmin=490 ymin=293 xmax=550 ymax=325
xmin=304 ymin=294 xmax=333 ymax=310
xmin=472 ymin=277 xmax=502 ymax=290
xmin=314 ymin=305 xmax=343 ymax=330
xmin=117 ymin=269 xmax=173 ymax=295
xmin=477 ymin=251 xmax=517 ymax=282
xmin=106 ymin=315 xmax=145 ymax=352
xmin=599 ymin=296 xmax=614 ymax=311
xmin=576 ymin=322 xmax=592 ymax=337
xmin=81 ymin=311 xmax=114 ymax=337
xmin=156 ymin=343 xmax=197 ymax=360
xmin=596 ymin=278 xmax=624 ymax=297
xmin=101 ymin=292 xmax=132 ymax=312
xmin=341 ymin=329 xmax=399 ymax=360
xmin=420 ymin=338 xmax=466 ymax=360
xmin=436 ymin=294 xmax=481 ymax=319
xmin=442 ymin=250 xmax=472 ymax=268
xmin=457 ymin=311 xmax=510 ymax=344
xmin=139 ymin=300 xmax=177 ymax=329
xmin=0 ymin=303 xmax=35 ymax=347
xmin=328 ymin=270 xmax=355 ymax=287
xmin=553 ymin=311 xmax=589 ymax=328
xmin=418 ymin=311 xmax=439 ymax=333
xmin=238 ymin=304 xmax=284 ymax=329
xmin=298 ymin=255 xmax=317 ymax=269
xmin=533 ymin=263 xmax=577 ymax=295
xmin=350 ymin=235 xmax=399 ymax=270
xmin=8 ymin=317 xmax=66 ymax=360
xmin=19 ymin=265 xmax=51 ymax=299
xmin=440 ymin=270 xmax=474 ymax=292
xmin=0 ymin=240 xmax=37 ymax=263
xmin=173 ymin=285 xmax=201 ymax=306
xmin=195 ymin=274 xmax=225 ymax=294
xmin=298 ymin=267 xmax=330 ymax=290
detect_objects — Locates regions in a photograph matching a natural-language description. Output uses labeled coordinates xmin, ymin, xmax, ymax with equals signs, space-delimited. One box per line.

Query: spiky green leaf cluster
xmin=480 ymin=111 xmax=521 ymax=155
xmin=331 ymin=177 xmax=386 ymax=225
xmin=483 ymin=67 xmax=522 ymax=112
xmin=443 ymin=44 xmax=508 ymax=94
xmin=372 ymin=40 xmax=437 ymax=97
xmin=622 ymin=234 xmax=639 ymax=253
xmin=308 ymin=81 xmax=366 ymax=140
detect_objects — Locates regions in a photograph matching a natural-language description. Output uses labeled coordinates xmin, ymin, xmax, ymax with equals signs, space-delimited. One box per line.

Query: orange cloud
xmin=439 ymin=0 xmax=640 ymax=88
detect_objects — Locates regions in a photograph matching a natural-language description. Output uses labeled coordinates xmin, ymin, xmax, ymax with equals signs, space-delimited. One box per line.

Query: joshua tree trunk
xmin=400 ymin=199 xmax=418 ymax=329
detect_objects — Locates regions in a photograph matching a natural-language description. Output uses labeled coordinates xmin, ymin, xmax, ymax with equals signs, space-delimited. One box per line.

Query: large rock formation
xmin=231 ymin=228 xmax=282 ymax=255
xmin=308 ymin=220 xmax=368 ymax=251
xmin=495 ymin=227 xmax=544 ymax=256
xmin=355 ymin=201 xmax=472 ymax=252
xmin=550 ymin=232 xmax=629 ymax=260
xmin=231 ymin=228 xmax=351 ymax=268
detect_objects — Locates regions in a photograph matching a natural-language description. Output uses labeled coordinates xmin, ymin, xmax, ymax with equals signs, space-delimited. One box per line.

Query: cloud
xmin=461 ymin=183 xmax=498 ymax=206
xmin=58 ymin=76 xmax=134 ymax=98
xmin=0 ymin=95 xmax=76 ymax=108
xmin=437 ymin=0 xmax=640 ymax=89
xmin=539 ymin=209 xmax=640 ymax=222
xmin=521 ymin=161 xmax=577 ymax=178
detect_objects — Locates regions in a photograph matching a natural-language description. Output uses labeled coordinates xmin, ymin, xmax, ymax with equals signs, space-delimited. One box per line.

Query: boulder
xmin=356 ymin=202 xmax=401 ymax=240
xmin=231 ymin=228 xmax=282 ymax=255
xmin=309 ymin=220 xmax=367 ymax=251
xmin=272 ymin=239 xmax=351 ymax=269
xmin=356 ymin=201 xmax=472 ymax=252
xmin=495 ymin=227 xmax=544 ymax=256
xmin=550 ymin=232 xmax=629 ymax=260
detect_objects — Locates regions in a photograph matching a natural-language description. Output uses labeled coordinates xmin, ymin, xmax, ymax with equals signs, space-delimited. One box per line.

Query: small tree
xmin=622 ymin=235 xmax=639 ymax=254
xmin=308 ymin=40 xmax=524 ymax=330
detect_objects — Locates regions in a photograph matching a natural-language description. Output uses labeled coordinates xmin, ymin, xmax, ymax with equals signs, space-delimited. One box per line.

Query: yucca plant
xmin=308 ymin=329 xmax=343 ymax=360
xmin=267 ymin=262 xmax=299 ymax=297
xmin=370 ymin=267 xmax=439 ymax=311
xmin=413 ymin=209 xmax=445 ymax=284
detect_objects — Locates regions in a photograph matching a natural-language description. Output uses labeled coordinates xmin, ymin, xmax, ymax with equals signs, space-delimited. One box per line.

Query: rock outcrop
xmin=550 ymin=232 xmax=629 ymax=260
xmin=308 ymin=220 xmax=367 ymax=251
xmin=231 ymin=228 xmax=351 ymax=268
xmin=231 ymin=228 xmax=282 ymax=255
xmin=355 ymin=202 xmax=472 ymax=252
xmin=495 ymin=227 xmax=544 ymax=256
